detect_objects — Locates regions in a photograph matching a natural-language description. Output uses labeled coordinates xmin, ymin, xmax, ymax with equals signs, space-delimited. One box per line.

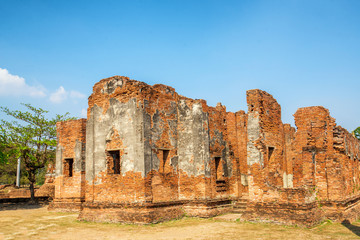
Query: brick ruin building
xmin=49 ymin=76 xmax=360 ymax=226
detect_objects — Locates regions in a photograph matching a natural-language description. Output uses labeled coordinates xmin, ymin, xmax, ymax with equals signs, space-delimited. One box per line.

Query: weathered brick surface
xmin=244 ymin=104 xmax=360 ymax=226
xmin=49 ymin=119 xmax=86 ymax=212
xmin=0 ymin=185 xmax=54 ymax=199
xmin=79 ymin=201 xmax=185 ymax=224
xmin=291 ymin=107 xmax=360 ymax=222
xmin=52 ymin=76 xmax=360 ymax=225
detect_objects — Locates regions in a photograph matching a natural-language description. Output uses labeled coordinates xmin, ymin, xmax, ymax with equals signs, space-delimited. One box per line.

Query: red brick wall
xmin=52 ymin=119 xmax=86 ymax=208
xmin=246 ymin=89 xmax=286 ymax=201
xmin=84 ymin=77 xmax=242 ymax=205
xmin=292 ymin=107 xmax=360 ymax=202
xmin=52 ymin=76 xmax=360 ymax=224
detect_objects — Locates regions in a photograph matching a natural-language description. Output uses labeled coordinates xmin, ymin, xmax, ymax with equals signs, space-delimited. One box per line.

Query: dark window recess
xmin=268 ymin=147 xmax=275 ymax=161
xmin=162 ymin=150 xmax=170 ymax=172
xmin=214 ymin=157 xmax=226 ymax=192
xmin=108 ymin=150 xmax=120 ymax=174
xmin=64 ymin=158 xmax=74 ymax=177
xmin=215 ymin=157 xmax=221 ymax=180
xmin=216 ymin=180 xmax=227 ymax=192
xmin=312 ymin=152 xmax=316 ymax=164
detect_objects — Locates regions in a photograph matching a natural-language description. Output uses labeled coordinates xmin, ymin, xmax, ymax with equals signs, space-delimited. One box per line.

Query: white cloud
xmin=70 ymin=90 xmax=86 ymax=99
xmin=50 ymin=86 xmax=67 ymax=103
xmin=0 ymin=68 xmax=46 ymax=97
xmin=0 ymin=68 xmax=86 ymax=105
xmin=49 ymin=86 xmax=86 ymax=104
xmin=81 ymin=108 xmax=87 ymax=118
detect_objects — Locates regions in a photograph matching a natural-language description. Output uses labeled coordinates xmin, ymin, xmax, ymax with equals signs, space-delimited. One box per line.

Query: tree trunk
xmin=28 ymin=170 xmax=36 ymax=203
xmin=29 ymin=181 xmax=35 ymax=203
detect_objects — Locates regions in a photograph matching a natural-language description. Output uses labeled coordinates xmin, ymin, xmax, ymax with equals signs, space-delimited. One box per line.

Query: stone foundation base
xmin=183 ymin=199 xmax=233 ymax=218
xmin=49 ymin=197 xmax=360 ymax=226
xmin=77 ymin=199 xmax=233 ymax=224
xmin=322 ymin=195 xmax=360 ymax=223
xmin=242 ymin=201 xmax=323 ymax=227
xmin=48 ymin=198 xmax=84 ymax=212
xmin=79 ymin=201 xmax=185 ymax=224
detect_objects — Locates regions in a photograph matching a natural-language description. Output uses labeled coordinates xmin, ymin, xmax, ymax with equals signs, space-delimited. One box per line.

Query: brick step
xmin=234 ymin=202 xmax=247 ymax=207
xmin=232 ymin=208 xmax=246 ymax=213
xmin=235 ymin=197 xmax=248 ymax=203
xmin=232 ymin=201 xmax=247 ymax=213
xmin=233 ymin=205 xmax=246 ymax=209
xmin=233 ymin=206 xmax=246 ymax=210
xmin=232 ymin=197 xmax=248 ymax=213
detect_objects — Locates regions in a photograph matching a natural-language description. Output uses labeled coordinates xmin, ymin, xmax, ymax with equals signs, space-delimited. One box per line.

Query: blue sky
xmin=1 ymin=0 xmax=359 ymax=131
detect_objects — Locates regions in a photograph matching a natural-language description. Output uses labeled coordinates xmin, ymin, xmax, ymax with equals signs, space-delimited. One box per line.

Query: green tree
xmin=353 ymin=127 xmax=360 ymax=141
xmin=0 ymin=126 xmax=6 ymax=163
xmin=0 ymin=126 xmax=15 ymax=184
xmin=0 ymin=103 xmax=73 ymax=201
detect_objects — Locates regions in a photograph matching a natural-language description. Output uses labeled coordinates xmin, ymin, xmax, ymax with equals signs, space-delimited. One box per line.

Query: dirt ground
xmin=1 ymin=204 xmax=360 ymax=240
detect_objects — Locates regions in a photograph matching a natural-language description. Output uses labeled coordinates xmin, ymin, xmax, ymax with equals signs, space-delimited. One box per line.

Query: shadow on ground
xmin=0 ymin=202 xmax=47 ymax=211
xmin=341 ymin=220 xmax=360 ymax=237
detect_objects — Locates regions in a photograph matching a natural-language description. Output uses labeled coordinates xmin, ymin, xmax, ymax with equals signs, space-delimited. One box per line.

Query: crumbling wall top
xmin=88 ymin=76 xmax=178 ymax=119
xmin=246 ymin=89 xmax=281 ymax=116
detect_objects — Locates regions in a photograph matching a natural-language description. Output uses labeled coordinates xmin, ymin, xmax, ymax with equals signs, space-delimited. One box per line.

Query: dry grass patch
xmin=1 ymin=205 xmax=360 ymax=239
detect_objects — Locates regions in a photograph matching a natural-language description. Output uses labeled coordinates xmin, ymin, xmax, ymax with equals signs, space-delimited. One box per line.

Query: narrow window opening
xmin=162 ymin=150 xmax=170 ymax=172
xmin=108 ymin=150 xmax=120 ymax=174
xmin=215 ymin=157 xmax=226 ymax=192
xmin=64 ymin=158 xmax=74 ymax=177
xmin=215 ymin=157 xmax=221 ymax=180
xmin=312 ymin=151 xmax=316 ymax=164
xmin=268 ymin=147 xmax=275 ymax=161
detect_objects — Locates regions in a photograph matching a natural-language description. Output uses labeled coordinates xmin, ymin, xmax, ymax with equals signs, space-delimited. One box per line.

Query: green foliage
xmin=353 ymin=127 xmax=360 ymax=140
xmin=0 ymin=103 xmax=74 ymax=199
xmin=0 ymin=125 xmax=9 ymax=164
xmin=0 ymin=125 xmax=21 ymax=184
xmin=0 ymin=160 xmax=17 ymax=185
xmin=35 ymin=167 xmax=46 ymax=185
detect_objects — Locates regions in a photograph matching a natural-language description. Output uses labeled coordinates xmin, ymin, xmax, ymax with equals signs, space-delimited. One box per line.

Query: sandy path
xmin=0 ymin=206 xmax=359 ymax=240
